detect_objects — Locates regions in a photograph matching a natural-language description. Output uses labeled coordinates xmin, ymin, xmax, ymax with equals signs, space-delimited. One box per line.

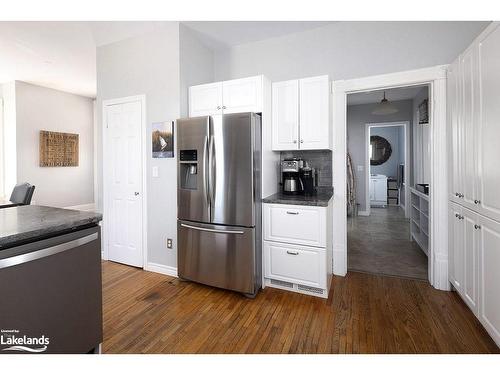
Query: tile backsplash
xmin=280 ymin=150 xmax=332 ymax=187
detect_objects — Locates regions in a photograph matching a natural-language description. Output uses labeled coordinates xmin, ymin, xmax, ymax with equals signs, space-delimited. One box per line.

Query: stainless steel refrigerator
xmin=177 ymin=112 xmax=262 ymax=297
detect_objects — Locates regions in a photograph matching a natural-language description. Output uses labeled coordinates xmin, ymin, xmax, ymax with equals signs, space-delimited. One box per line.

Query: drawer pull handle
xmin=286 ymin=251 xmax=299 ymax=255
xmin=286 ymin=211 xmax=299 ymax=215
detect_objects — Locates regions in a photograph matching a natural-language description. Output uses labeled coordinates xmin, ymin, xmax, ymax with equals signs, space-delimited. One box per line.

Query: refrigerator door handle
xmin=180 ymin=223 xmax=244 ymax=235
xmin=203 ymin=135 xmax=210 ymax=215
xmin=209 ymin=135 xmax=216 ymax=209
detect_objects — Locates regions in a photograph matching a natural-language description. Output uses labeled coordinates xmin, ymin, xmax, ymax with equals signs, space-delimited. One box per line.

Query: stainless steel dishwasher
xmin=0 ymin=226 xmax=102 ymax=354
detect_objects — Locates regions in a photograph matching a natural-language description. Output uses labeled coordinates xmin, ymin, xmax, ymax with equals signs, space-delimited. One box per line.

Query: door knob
xmin=134 ymin=192 xmax=140 ymax=196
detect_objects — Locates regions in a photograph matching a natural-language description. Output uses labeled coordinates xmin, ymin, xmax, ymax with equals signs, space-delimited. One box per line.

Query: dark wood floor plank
xmin=102 ymin=261 xmax=499 ymax=354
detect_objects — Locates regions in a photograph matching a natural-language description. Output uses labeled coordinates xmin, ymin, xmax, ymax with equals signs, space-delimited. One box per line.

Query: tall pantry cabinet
xmin=447 ymin=22 xmax=500 ymax=347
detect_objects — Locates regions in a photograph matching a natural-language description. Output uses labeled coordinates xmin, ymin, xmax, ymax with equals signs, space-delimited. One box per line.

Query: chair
xmin=10 ymin=183 xmax=36 ymax=205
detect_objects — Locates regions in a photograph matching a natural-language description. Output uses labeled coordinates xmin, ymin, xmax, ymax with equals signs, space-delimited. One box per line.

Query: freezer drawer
xmin=178 ymin=220 xmax=259 ymax=295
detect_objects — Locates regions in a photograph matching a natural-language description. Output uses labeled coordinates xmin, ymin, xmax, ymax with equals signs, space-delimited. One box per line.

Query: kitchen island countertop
xmin=262 ymin=187 xmax=334 ymax=207
xmin=0 ymin=205 xmax=102 ymax=249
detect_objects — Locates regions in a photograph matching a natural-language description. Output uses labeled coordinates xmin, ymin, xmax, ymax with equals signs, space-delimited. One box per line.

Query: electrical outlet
xmin=166 ymin=238 xmax=173 ymax=249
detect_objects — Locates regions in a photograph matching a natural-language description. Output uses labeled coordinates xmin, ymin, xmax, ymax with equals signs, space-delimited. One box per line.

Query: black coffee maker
xmin=300 ymin=166 xmax=317 ymax=196
xmin=281 ymin=159 xmax=304 ymax=194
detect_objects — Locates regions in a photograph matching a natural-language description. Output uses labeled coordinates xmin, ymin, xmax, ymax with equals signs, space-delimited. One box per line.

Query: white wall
xmin=96 ymin=22 xmax=181 ymax=268
xmin=179 ymin=24 xmax=215 ymax=117
xmin=13 ymin=81 xmax=94 ymax=207
xmin=347 ymin=100 xmax=413 ymax=212
xmin=214 ymin=21 xmax=489 ymax=82
xmin=1 ymin=82 xmax=17 ymax=197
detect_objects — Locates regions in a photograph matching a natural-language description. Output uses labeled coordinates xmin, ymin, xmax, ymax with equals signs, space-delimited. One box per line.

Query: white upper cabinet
xmin=460 ymin=45 xmax=479 ymax=208
xmin=272 ymin=80 xmax=299 ymax=150
xmin=189 ymin=82 xmax=223 ymax=117
xmin=222 ymin=76 xmax=263 ymax=114
xmin=299 ymin=75 xmax=330 ymax=150
xmin=272 ymin=75 xmax=330 ymax=151
xmin=477 ymin=24 xmax=500 ymax=223
xmin=447 ymin=59 xmax=463 ymax=202
xmin=189 ymin=76 xmax=263 ymax=117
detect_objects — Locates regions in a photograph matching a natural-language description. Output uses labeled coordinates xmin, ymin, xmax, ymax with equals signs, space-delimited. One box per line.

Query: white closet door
xmin=462 ymin=208 xmax=479 ymax=314
xmin=105 ymin=100 xmax=144 ymax=268
xmin=272 ymin=80 xmax=299 ymax=150
xmin=477 ymin=213 xmax=500 ymax=347
xmin=448 ymin=59 xmax=463 ymax=202
xmin=448 ymin=203 xmax=464 ymax=293
xmin=460 ymin=46 xmax=479 ymax=208
xmin=477 ymin=24 xmax=500 ymax=223
xmin=299 ymin=76 xmax=330 ymax=150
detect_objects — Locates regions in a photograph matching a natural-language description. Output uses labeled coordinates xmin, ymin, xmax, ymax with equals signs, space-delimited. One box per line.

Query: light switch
xmin=357 ymin=165 xmax=364 ymax=172
xmin=152 ymin=166 xmax=159 ymax=177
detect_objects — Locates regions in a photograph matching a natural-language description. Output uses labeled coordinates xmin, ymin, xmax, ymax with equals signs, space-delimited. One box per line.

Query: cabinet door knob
xmin=217 ymin=106 xmax=221 ymax=110
xmin=293 ymin=140 xmax=297 ymax=144
xmin=455 ymin=213 xmax=459 ymax=218
xmin=300 ymin=139 xmax=304 ymax=143
xmin=134 ymin=192 xmax=140 ymax=196
xmin=222 ymin=106 xmax=226 ymax=109
xmin=455 ymin=192 xmax=459 ymax=197
xmin=474 ymin=224 xmax=481 ymax=230
xmin=474 ymin=199 xmax=481 ymax=204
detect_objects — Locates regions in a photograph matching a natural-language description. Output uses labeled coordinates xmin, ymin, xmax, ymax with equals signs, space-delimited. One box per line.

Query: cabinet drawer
xmin=264 ymin=241 xmax=326 ymax=288
xmin=263 ymin=204 xmax=326 ymax=247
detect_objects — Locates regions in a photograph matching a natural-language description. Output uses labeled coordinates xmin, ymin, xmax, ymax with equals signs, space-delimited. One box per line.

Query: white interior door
xmin=105 ymin=99 xmax=144 ymax=267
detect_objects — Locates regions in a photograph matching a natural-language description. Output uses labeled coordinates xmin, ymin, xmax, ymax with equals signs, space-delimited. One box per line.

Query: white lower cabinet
xmin=477 ymin=214 xmax=500 ymax=346
xmin=449 ymin=201 xmax=500 ymax=346
xmin=263 ymin=202 xmax=332 ymax=298
xmin=264 ymin=241 xmax=326 ymax=288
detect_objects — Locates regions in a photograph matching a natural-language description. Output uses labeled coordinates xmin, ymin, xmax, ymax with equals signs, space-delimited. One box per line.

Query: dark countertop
xmin=262 ymin=187 xmax=334 ymax=207
xmin=0 ymin=205 xmax=102 ymax=249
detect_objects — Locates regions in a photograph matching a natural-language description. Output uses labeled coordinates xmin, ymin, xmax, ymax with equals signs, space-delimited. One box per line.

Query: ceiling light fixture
xmin=372 ymin=91 xmax=399 ymax=115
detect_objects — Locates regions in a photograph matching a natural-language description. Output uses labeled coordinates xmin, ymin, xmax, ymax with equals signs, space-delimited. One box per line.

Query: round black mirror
xmin=370 ymin=135 xmax=392 ymax=166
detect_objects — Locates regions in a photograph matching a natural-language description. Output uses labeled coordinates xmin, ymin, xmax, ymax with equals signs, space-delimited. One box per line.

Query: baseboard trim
xmin=332 ymin=245 xmax=347 ymax=277
xmin=433 ymin=254 xmax=451 ymax=291
xmin=145 ymin=262 xmax=178 ymax=277
xmin=358 ymin=210 xmax=369 ymax=216
xmin=64 ymin=203 xmax=97 ymax=211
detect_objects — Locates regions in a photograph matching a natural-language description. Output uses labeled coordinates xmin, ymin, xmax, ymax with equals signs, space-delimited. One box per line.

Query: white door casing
xmin=332 ymin=65 xmax=449 ymax=291
xmin=103 ymin=96 xmax=146 ymax=268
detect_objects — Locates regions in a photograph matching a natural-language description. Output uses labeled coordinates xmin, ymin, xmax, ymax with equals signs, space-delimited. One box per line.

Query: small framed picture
xmin=152 ymin=121 xmax=174 ymax=158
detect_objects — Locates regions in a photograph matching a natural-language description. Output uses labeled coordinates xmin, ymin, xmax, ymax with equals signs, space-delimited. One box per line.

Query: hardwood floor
xmin=348 ymin=206 xmax=428 ymax=280
xmin=102 ymin=261 xmax=499 ymax=354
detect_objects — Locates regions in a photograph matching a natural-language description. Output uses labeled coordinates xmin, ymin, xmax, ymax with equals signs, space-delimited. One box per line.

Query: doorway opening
xmin=346 ymin=85 xmax=430 ymax=280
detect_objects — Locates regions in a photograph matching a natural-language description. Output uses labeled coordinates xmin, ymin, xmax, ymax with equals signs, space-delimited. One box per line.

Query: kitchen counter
xmin=262 ymin=187 xmax=334 ymax=207
xmin=0 ymin=205 xmax=102 ymax=249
